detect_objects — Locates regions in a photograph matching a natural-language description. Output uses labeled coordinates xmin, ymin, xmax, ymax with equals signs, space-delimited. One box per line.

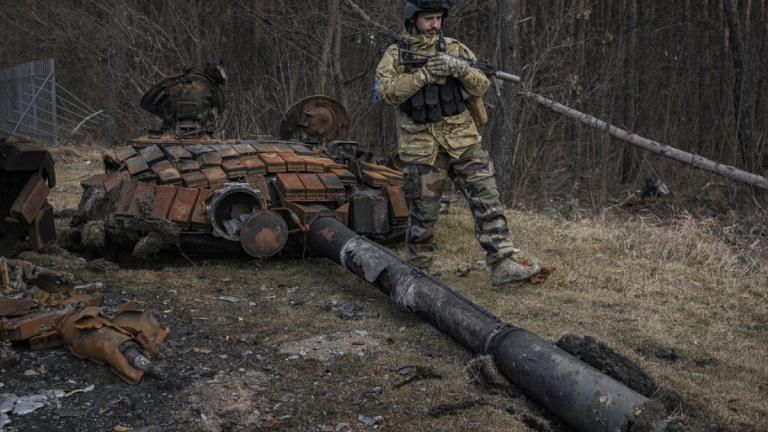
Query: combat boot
xmin=490 ymin=257 xmax=540 ymax=286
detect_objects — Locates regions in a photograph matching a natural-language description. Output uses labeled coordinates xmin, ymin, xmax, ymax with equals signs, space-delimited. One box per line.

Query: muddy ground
xmin=2 ymin=146 xmax=767 ymax=431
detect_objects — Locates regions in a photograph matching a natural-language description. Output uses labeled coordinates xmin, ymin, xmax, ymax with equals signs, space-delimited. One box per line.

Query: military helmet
xmin=404 ymin=0 xmax=453 ymax=21
xmin=204 ymin=61 xmax=228 ymax=86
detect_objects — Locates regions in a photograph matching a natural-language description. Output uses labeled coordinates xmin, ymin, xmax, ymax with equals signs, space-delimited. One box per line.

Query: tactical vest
xmin=398 ymin=36 xmax=470 ymax=124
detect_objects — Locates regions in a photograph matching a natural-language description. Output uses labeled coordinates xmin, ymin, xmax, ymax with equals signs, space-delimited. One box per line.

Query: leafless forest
xmin=2 ymin=0 xmax=767 ymax=207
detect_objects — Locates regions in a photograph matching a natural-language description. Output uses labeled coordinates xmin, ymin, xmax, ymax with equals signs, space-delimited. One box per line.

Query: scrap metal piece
xmin=307 ymin=217 xmax=668 ymax=432
xmin=56 ymin=307 xmax=143 ymax=384
xmin=239 ymin=211 xmax=289 ymax=258
xmin=29 ymin=202 xmax=56 ymax=250
xmin=0 ymin=298 xmax=36 ymax=318
xmin=10 ymin=175 xmax=49 ymax=225
xmin=112 ymin=301 xmax=168 ymax=353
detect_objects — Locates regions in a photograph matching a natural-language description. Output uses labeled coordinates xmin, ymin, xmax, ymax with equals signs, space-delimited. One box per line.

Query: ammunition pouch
xmin=400 ymin=77 xmax=470 ymax=124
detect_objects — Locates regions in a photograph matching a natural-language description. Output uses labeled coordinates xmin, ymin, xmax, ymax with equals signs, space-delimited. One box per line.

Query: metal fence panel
xmin=0 ymin=58 xmax=57 ymax=145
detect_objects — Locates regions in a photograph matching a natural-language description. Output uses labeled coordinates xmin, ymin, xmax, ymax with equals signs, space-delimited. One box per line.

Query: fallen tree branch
xmin=524 ymin=92 xmax=768 ymax=190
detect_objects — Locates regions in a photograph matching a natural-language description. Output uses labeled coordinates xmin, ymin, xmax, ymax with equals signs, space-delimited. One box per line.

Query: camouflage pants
xmin=401 ymin=144 xmax=517 ymax=268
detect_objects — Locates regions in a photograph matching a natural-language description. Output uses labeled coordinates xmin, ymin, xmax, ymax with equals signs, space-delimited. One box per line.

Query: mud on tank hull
xmin=77 ymin=134 xmax=409 ymax=258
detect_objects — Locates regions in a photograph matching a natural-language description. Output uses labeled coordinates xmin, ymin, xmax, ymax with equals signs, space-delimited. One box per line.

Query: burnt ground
xmin=2 ymin=145 xmax=767 ymax=431
xmin=2 ymin=249 xmax=576 ymax=432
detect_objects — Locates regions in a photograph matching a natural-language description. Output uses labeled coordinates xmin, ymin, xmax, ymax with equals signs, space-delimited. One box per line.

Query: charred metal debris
xmin=0 ymin=257 xmax=167 ymax=384
xmin=0 ymin=134 xmax=57 ymax=252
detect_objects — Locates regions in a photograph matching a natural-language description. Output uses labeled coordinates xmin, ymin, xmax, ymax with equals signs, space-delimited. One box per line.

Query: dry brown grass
xmin=432 ymin=206 xmax=768 ymax=427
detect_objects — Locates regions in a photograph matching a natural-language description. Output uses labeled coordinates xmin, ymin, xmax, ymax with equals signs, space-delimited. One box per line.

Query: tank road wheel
xmin=239 ymin=211 xmax=289 ymax=258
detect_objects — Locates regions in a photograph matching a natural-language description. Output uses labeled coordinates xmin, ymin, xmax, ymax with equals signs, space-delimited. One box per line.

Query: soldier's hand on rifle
xmin=419 ymin=67 xmax=440 ymax=85
xmin=426 ymin=54 xmax=468 ymax=78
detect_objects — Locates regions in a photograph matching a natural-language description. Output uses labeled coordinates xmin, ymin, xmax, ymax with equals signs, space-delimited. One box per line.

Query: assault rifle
xmin=398 ymin=48 xmax=522 ymax=84
xmin=395 ymin=48 xmax=768 ymax=190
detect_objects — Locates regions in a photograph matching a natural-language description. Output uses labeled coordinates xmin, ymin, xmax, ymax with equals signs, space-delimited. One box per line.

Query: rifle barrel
xmin=493 ymin=70 xmax=521 ymax=84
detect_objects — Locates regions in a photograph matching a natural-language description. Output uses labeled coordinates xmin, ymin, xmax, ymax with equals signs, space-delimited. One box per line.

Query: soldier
xmin=374 ymin=0 xmax=540 ymax=285
xmin=140 ymin=61 xmax=227 ymax=137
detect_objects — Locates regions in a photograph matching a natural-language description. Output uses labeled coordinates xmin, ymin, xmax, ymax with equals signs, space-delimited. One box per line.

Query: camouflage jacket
xmin=375 ymin=33 xmax=491 ymax=165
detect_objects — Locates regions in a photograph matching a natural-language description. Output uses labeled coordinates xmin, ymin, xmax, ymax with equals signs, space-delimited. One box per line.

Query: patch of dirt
xmin=277 ymin=331 xmax=381 ymax=362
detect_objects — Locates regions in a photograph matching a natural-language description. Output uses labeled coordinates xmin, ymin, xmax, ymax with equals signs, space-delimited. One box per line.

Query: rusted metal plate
xmin=115 ymin=180 xmax=139 ymax=216
xmin=103 ymin=172 xmax=126 ymax=194
xmin=125 ymin=156 xmax=150 ymax=176
xmin=221 ymin=158 xmax=247 ymax=178
xmin=252 ymin=143 xmax=278 ymax=153
xmin=190 ymin=189 xmax=214 ymax=226
xmin=361 ymin=170 xmax=389 ymax=188
xmin=198 ymin=151 xmax=223 ymax=167
xmin=289 ymin=143 xmax=315 ymax=156
xmin=175 ymin=158 xmax=201 ymax=173
xmin=217 ymin=144 xmax=239 ymax=159
xmin=151 ymin=160 xmax=183 ymax=185
xmin=127 ymin=182 xmax=155 ymax=216
xmin=276 ymin=173 xmax=306 ymax=200
xmin=245 ymin=173 xmax=271 ymax=206
xmin=149 ymin=185 xmax=177 ymax=220
xmin=317 ymin=158 xmax=343 ymax=171
xmin=233 ymin=143 xmax=257 ymax=155
xmin=80 ymin=174 xmax=106 ymax=190
xmin=259 ymin=153 xmax=287 ymax=173
xmin=182 ymin=170 xmax=209 ymax=188
xmin=168 ymin=187 xmax=200 ymax=225
xmin=241 ymin=155 xmax=266 ymax=174
xmin=360 ymin=161 xmax=404 ymax=185
xmin=335 ymin=202 xmax=350 ymax=225
xmin=186 ymin=144 xmax=216 ymax=157
xmin=10 ymin=174 xmax=49 ymax=225
xmin=29 ymin=203 xmax=56 ymax=251
xmin=317 ymin=173 xmax=346 ymax=200
xmin=163 ymin=145 xmax=193 ymax=160
xmin=239 ymin=211 xmax=288 ymax=258
xmin=271 ymin=143 xmax=295 ymax=152
xmin=301 ymin=156 xmax=325 ymax=173
xmin=386 ymin=186 xmax=409 ymax=220
xmin=0 ymin=297 xmax=36 ymax=318
xmin=132 ymin=170 xmax=159 ymax=183
xmin=280 ymin=152 xmax=306 ymax=171
xmin=299 ymin=174 xmax=327 ymax=200
xmin=330 ymin=167 xmax=358 ymax=185
xmin=114 ymin=146 xmax=138 ymax=162
xmin=4 ymin=307 xmax=72 ymax=342
xmin=282 ymin=200 xmax=342 ymax=227
xmin=202 ymin=167 xmax=228 ymax=189
xmin=139 ymin=144 xmax=165 ymax=164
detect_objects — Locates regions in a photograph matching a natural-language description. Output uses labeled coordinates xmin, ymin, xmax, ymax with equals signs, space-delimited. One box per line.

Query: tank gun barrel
xmin=308 ymin=217 xmax=668 ymax=432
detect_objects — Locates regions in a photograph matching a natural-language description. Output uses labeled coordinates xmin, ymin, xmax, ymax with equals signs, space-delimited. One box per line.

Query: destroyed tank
xmin=77 ymin=96 xmax=409 ymax=258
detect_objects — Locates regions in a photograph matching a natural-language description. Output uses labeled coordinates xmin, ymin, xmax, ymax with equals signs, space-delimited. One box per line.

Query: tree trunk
xmin=319 ymin=0 xmax=341 ymax=95
xmin=490 ymin=0 xmax=522 ymax=204
xmin=620 ymin=0 xmax=639 ymax=184
xmin=723 ymin=0 xmax=759 ymax=172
